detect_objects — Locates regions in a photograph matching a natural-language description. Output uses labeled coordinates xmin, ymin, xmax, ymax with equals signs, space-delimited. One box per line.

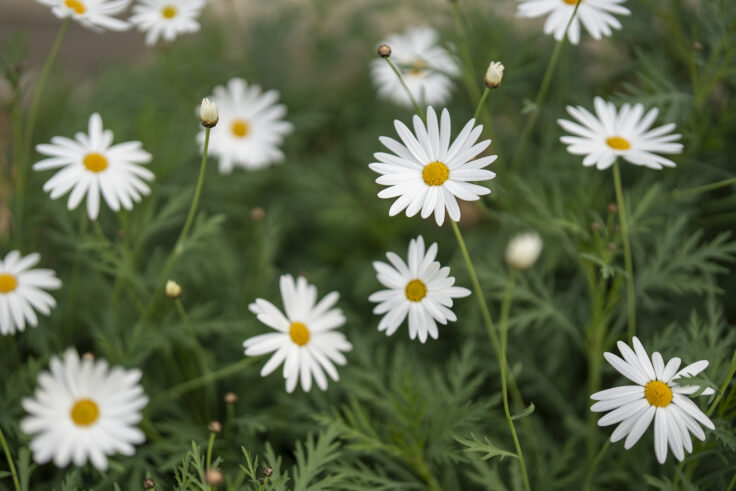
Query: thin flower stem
xmin=612 ymin=161 xmax=636 ymax=339
xmin=707 ymin=349 xmax=736 ymax=418
xmin=473 ymin=87 xmax=490 ymax=122
xmin=0 ymin=425 xmax=21 ymax=491
xmin=176 ymin=127 xmax=211 ymax=254
xmin=583 ymin=439 xmax=610 ymax=490
xmin=157 ymin=356 xmax=259 ymax=401
xmin=672 ymin=177 xmax=736 ymax=198
xmin=383 ymin=58 xmax=425 ymax=120
xmin=728 ymin=472 xmax=736 ymax=491
xmin=205 ymin=431 xmax=216 ymax=471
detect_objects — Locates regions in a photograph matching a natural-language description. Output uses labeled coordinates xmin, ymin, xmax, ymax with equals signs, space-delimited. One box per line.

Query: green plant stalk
xmin=410 ymin=451 xmax=442 ymax=491
xmin=383 ymin=58 xmax=425 ymax=120
xmin=157 ymin=356 xmax=259 ymax=401
xmin=0 ymin=425 xmax=21 ymax=491
xmin=15 ymin=18 xmax=70 ymax=244
xmin=612 ymin=161 xmax=636 ymax=339
xmin=672 ymin=177 xmax=736 ymax=198
xmin=583 ymin=439 xmax=610 ymax=490
xmin=205 ymin=431 xmax=216 ymax=471
xmin=473 ymin=87 xmax=490 ymax=122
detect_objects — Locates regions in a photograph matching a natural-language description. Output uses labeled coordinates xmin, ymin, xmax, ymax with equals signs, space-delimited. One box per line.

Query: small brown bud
xmin=205 ymin=469 xmax=223 ymax=485
xmin=606 ymin=242 xmax=616 ymax=251
xmin=250 ymin=207 xmax=265 ymax=221
xmin=693 ymin=41 xmax=703 ymax=51
xmin=208 ymin=421 xmax=222 ymax=433
xmin=590 ymin=222 xmax=601 ymax=231
xmin=262 ymin=466 xmax=273 ymax=477
xmin=608 ymin=203 xmax=618 ymax=214
xmin=258 ymin=477 xmax=265 ymax=484
xmin=82 ymin=352 xmax=95 ymax=361
xmin=224 ymin=392 xmax=238 ymax=404
xmin=377 ymin=44 xmax=391 ymax=58
xmin=143 ymin=478 xmax=156 ymax=489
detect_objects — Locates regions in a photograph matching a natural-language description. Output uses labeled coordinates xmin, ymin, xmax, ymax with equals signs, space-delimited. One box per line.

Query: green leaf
xmin=453 ymin=434 xmax=517 ymax=461
xmin=511 ymin=403 xmax=535 ymax=421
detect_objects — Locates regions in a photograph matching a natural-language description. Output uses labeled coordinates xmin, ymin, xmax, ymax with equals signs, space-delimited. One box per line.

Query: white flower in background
xmin=591 ymin=337 xmax=715 ymax=464
xmin=370 ymin=106 xmax=496 ymax=226
xmin=516 ymin=0 xmax=630 ymax=45
xmin=34 ymin=113 xmax=154 ymax=220
xmin=371 ymin=26 xmax=460 ymax=108
xmin=36 ymin=0 xmax=130 ymax=31
xmin=558 ymin=97 xmax=683 ymax=170
xmin=506 ymin=232 xmax=543 ymax=270
xmin=0 ymin=251 xmax=61 ymax=336
xmin=129 ymin=0 xmax=206 ymax=46
xmin=21 ymin=349 xmax=148 ymax=470
xmin=197 ymin=78 xmax=293 ymax=173
xmin=369 ymin=236 xmax=471 ymax=343
xmin=244 ymin=275 xmax=352 ymax=393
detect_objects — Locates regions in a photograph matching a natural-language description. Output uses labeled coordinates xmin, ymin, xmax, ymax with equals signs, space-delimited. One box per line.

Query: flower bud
xmin=200 ymin=98 xmax=219 ymax=128
xmin=224 ymin=392 xmax=238 ymax=404
xmin=250 ymin=207 xmax=265 ymax=221
xmin=143 ymin=478 xmax=156 ymax=489
xmin=505 ymin=232 xmax=542 ymax=270
xmin=377 ymin=44 xmax=391 ymax=58
xmin=205 ymin=469 xmax=224 ymax=485
xmin=166 ymin=280 xmax=182 ymax=299
xmin=208 ymin=421 xmax=222 ymax=433
xmin=483 ymin=61 xmax=504 ymax=89
xmin=262 ymin=466 xmax=273 ymax=477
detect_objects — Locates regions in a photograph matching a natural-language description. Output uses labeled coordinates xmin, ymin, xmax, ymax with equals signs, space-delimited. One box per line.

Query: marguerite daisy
xmin=129 ymin=0 xmax=206 ymax=46
xmin=0 ymin=250 xmax=61 ymax=336
xmin=371 ymin=26 xmax=459 ymax=108
xmin=244 ymin=275 xmax=352 ymax=393
xmin=516 ymin=0 xmax=630 ymax=45
xmin=197 ymin=78 xmax=293 ymax=173
xmin=558 ymin=97 xmax=683 ymax=170
xmin=591 ymin=337 xmax=715 ymax=464
xmin=370 ymin=106 xmax=496 ymax=226
xmin=369 ymin=236 xmax=471 ymax=343
xmin=21 ymin=349 xmax=148 ymax=470
xmin=36 ymin=0 xmax=130 ymax=32
xmin=34 ymin=113 xmax=154 ymax=220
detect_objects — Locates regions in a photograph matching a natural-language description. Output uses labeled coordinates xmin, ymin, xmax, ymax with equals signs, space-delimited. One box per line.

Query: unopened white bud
xmin=166 ymin=280 xmax=182 ymax=299
xmin=505 ymin=232 xmax=542 ymax=270
xmin=199 ymin=98 xmax=218 ymax=128
xmin=483 ymin=61 xmax=504 ymax=89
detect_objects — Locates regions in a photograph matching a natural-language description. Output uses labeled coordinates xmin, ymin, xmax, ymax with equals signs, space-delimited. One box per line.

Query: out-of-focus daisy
xmin=36 ymin=0 xmax=130 ymax=31
xmin=129 ymin=0 xmax=205 ymax=45
xmin=244 ymin=275 xmax=352 ymax=393
xmin=371 ymin=26 xmax=460 ymax=108
xmin=506 ymin=232 xmax=543 ymax=270
xmin=558 ymin=97 xmax=683 ymax=170
xmin=517 ymin=0 xmax=630 ymax=45
xmin=369 ymin=106 xmax=496 ymax=226
xmin=21 ymin=349 xmax=148 ymax=470
xmin=197 ymin=78 xmax=293 ymax=173
xmin=34 ymin=113 xmax=154 ymax=220
xmin=591 ymin=337 xmax=715 ymax=464
xmin=369 ymin=236 xmax=470 ymax=343
xmin=0 ymin=250 xmax=61 ymax=336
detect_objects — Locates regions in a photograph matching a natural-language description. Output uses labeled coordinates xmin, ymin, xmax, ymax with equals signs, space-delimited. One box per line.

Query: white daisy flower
xmin=558 ymin=97 xmax=683 ymax=170
xmin=370 ymin=26 xmax=460 ymax=108
xmin=244 ymin=275 xmax=352 ymax=393
xmin=591 ymin=336 xmax=715 ymax=464
xmin=0 ymin=250 xmax=61 ymax=336
xmin=129 ymin=0 xmax=205 ymax=46
xmin=197 ymin=78 xmax=293 ymax=173
xmin=36 ymin=0 xmax=131 ymax=32
xmin=368 ymin=236 xmax=471 ymax=343
xmin=516 ymin=0 xmax=630 ymax=45
xmin=369 ymin=106 xmax=497 ymax=226
xmin=21 ymin=348 xmax=148 ymax=470
xmin=33 ymin=113 xmax=154 ymax=220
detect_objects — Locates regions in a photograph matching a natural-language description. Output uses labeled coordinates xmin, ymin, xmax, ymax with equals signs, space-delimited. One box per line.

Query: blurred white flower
xmin=21 ymin=349 xmax=148 ymax=470
xmin=0 ymin=251 xmax=61 ymax=336
xmin=34 ymin=113 xmax=154 ymax=220
xmin=506 ymin=232 xmax=542 ymax=270
xmin=484 ymin=61 xmax=504 ymax=89
xmin=516 ymin=0 xmax=630 ymax=45
xmin=199 ymin=97 xmax=219 ymax=127
xmin=370 ymin=106 xmax=496 ymax=226
xmin=558 ymin=97 xmax=683 ymax=170
xmin=371 ymin=26 xmax=460 ymax=108
xmin=244 ymin=275 xmax=352 ymax=393
xmin=369 ymin=236 xmax=470 ymax=343
xmin=197 ymin=78 xmax=293 ymax=173
xmin=36 ymin=0 xmax=130 ymax=31
xmin=591 ymin=337 xmax=715 ymax=464
xmin=129 ymin=0 xmax=205 ymax=46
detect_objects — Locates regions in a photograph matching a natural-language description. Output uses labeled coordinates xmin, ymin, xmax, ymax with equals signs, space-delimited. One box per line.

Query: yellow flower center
xmin=563 ymin=0 xmax=580 ymax=4
xmin=405 ymin=279 xmax=427 ymax=302
xmin=231 ymin=119 xmax=250 ymax=138
xmin=70 ymin=399 xmax=100 ymax=426
xmin=644 ymin=380 xmax=673 ymax=408
xmin=606 ymin=136 xmax=631 ymax=151
xmin=64 ymin=0 xmax=86 ymax=14
xmin=422 ymin=161 xmax=449 ymax=186
xmin=289 ymin=321 xmax=310 ymax=346
xmin=0 ymin=274 xmax=18 ymax=294
xmin=161 ymin=5 xmax=177 ymax=18
xmin=409 ymin=59 xmax=428 ymax=76
xmin=83 ymin=153 xmax=108 ymax=173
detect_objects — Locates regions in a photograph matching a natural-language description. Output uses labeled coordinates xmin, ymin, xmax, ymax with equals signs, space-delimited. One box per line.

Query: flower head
xmin=36 ymin=0 xmax=130 ymax=31
xmin=244 ymin=275 xmax=352 ymax=393
xmin=129 ymin=0 xmax=206 ymax=45
xmin=370 ymin=106 xmax=496 ymax=226
xmin=165 ymin=280 xmax=182 ymax=299
xmin=558 ymin=97 xmax=683 ymax=170
xmin=484 ymin=61 xmax=504 ymax=88
xmin=199 ymin=97 xmax=219 ymax=128
xmin=591 ymin=337 xmax=715 ymax=463
xmin=0 ymin=250 xmax=61 ymax=335
xmin=21 ymin=349 xmax=148 ymax=470
xmin=34 ymin=113 xmax=154 ymax=220
xmin=369 ymin=236 xmax=471 ymax=343
xmin=506 ymin=232 xmax=542 ymax=270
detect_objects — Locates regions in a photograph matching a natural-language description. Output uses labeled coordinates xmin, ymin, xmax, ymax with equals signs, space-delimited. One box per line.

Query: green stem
xmin=727 ymin=472 xmax=736 ymax=491
xmin=205 ymin=431 xmax=217 ymax=491
xmin=0 ymin=425 xmax=21 ymax=491
xmin=612 ymin=161 xmax=636 ymax=340
xmin=473 ymin=87 xmax=490 ymax=122
xmin=583 ymin=439 xmax=610 ymax=490
xmin=707 ymin=349 xmax=736 ymax=418
xmin=383 ymin=58 xmax=425 ymax=119
xmin=672 ymin=177 xmax=736 ymax=198
xmin=156 ymin=356 xmax=259 ymax=401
